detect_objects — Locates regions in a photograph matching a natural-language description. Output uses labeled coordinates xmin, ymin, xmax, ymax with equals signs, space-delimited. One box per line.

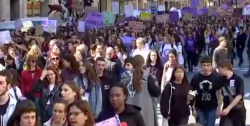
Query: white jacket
xmin=1 ymin=95 xmax=17 ymax=126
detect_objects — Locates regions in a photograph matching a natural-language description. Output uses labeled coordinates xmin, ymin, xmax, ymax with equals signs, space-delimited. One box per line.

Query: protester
xmin=43 ymin=98 xmax=68 ymax=126
xmin=120 ymin=55 xmax=160 ymax=126
xmin=7 ymin=99 xmax=41 ymax=126
xmin=61 ymin=81 xmax=82 ymax=104
xmin=0 ymin=70 xmax=17 ymax=126
xmin=97 ymin=84 xmax=145 ymax=126
xmin=33 ymin=66 xmax=62 ymax=123
xmin=217 ymin=60 xmax=246 ymax=126
xmin=68 ymin=100 xmax=95 ymax=126
xmin=74 ymin=60 xmax=102 ymax=117
xmin=160 ymin=66 xmax=191 ymax=126
xmin=161 ymin=49 xmax=179 ymax=91
xmin=190 ymin=56 xmax=223 ymax=126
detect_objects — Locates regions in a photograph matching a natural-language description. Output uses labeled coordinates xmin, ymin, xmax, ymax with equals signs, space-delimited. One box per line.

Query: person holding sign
xmin=96 ymin=84 xmax=145 ymax=126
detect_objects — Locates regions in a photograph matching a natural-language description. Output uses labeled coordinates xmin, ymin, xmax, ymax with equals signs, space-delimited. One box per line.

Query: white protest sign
xmin=14 ymin=18 xmax=23 ymax=30
xmin=125 ymin=4 xmax=134 ymax=17
xmin=0 ymin=31 xmax=12 ymax=44
xmin=78 ymin=21 xmax=85 ymax=32
xmin=21 ymin=21 xmax=34 ymax=32
xmin=243 ymin=5 xmax=250 ymax=15
xmin=112 ymin=2 xmax=119 ymax=14
xmin=158 ymin=5 xmax=166 ymax=11
xmin=42 ymin=19 xmax=57 ymax=33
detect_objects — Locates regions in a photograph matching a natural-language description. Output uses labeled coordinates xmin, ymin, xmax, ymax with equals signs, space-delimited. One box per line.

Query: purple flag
xmin=169 ymin=11 xmax=179 ymax=22
xmin=201 ymin=7 xmax=208 ymax=14
xmin=85 ymin=12 xmax=104 ymax=29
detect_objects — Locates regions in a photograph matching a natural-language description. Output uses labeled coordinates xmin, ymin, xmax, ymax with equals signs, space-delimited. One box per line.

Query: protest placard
xmin=35 ymin=25 xmax=43 ymax=35
xmin=128 ymin=21 xmax=143 ymax=32
xmin=155 ymin=14 xmax=169 ymax=23
xmin=116 ymin=15 xmax=125 ymax=23
xmin=102 ymin=12 xmax=115 ymax=26
xmin=183 ymin=12 xmax=192 ymax=21
xmin=140 ymin=12 xmax=152 ymax=21
xmin=21 ymin=21 xmax=34 ymax=32
xmin=125 ymin=4 xmax=133 ymax=17
xmin=95 ymin=116 xmax=120 ymax=126
xmin=112 ymin=2 xmax=119 ymax=14
xmin=42 ymin=20 xmax=57 ymax=33
xmin=15 ymin=18 xmax=23 ymax=30
xmin=72 ymin=0 xmax=84 ymax=13
xmin=78 ymin=21 xmax=85 ymax=32
xmin=0 ymin=31 xmax=12 ymax=44
xmin=85 ymin=13 xmax=104 ymax=29
xmin=84 ymin=6 xmax=98 ymax=13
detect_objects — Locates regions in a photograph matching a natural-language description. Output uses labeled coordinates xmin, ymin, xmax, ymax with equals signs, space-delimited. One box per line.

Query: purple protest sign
xmin=201 ymin=7 xmax=208 ymax=14
xmin=221 ymin=4 xmax=228 ymax=10
xmin=85 ymin=13 xmax=104 ymax=29
xmin=191 ymin=0 xmax=200 ymax=7
xmin=197 ymin=9 xmax=203 ymax=15
xmin=187 ymin=7 xmax=198 ymax=17
xmin=169 ymin=11 xmax=179 ymax=22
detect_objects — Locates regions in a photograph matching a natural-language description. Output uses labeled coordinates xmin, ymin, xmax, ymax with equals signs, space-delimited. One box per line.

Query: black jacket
xmin=33 ymin=79 xmax=61 ymax=123
xmin=96 ymin=104 xmax=145 ymax=126
xmin=105 ymin=56 xmax=122 ymax=82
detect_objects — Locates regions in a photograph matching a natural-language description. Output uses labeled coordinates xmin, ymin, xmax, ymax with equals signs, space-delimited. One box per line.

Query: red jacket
xmin=20 ymin=68 xmax=42 ymax=98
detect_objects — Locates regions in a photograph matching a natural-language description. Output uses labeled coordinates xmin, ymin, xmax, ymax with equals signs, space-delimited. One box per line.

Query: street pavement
xmin=157 ymin=52 xmax=250 ymax=126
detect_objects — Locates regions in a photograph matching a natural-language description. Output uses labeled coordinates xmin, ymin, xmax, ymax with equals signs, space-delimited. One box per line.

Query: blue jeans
xmin=196 ymin=109 xmax=217 ymax=126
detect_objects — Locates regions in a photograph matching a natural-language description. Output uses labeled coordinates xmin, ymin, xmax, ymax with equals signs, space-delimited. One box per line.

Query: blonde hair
xmin=23 ymin=53 xmax=38 ymax=70
xmin=164 ymin=34 xmax=174 ymax=44
xmin=29 ymin=45 xmax=42 ymax=57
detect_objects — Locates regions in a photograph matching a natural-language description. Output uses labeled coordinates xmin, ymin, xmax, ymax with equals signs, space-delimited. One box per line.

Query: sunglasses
xmin=52 ymin=57 xmax=59 ymax=60
xmin=31 ymin=60 xmax=37 ymax=63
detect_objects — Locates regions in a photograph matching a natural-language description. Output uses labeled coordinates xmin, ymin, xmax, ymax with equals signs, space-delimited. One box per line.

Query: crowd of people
xmin=0 ymin=9 xmax=248 ymax=126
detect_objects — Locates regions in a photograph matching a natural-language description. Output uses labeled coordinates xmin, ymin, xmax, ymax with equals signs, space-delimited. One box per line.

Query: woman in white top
xmin=114 ymin=45 xmax=127 ymax=66
xmin=161 ymin=49 xmax=179 ymax=92
xmin=173 ymin=34 xmax=184 ymax=66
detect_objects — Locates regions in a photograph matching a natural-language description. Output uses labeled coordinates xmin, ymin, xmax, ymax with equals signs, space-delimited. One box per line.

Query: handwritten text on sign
xmin=85 ymin=13 xmax=104 ymax=29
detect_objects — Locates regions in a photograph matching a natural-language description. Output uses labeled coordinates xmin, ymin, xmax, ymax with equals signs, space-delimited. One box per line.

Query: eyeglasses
xmin=69 ymin=112 xmax=83 ymax=117
xmin=51 ymin=57 xmax=59 ymax=60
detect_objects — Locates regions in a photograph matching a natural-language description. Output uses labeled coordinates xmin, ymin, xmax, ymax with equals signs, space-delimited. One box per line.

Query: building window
xmin=27 ymin=1 xmax=41 ymax=17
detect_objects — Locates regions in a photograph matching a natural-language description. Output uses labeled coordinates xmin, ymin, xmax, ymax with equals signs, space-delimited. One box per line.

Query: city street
xmin=157 ymin=52 xmax=250 ymax=125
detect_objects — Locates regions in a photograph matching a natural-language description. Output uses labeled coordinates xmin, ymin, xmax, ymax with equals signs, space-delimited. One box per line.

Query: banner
xmin=155 ymin=14 xmax=169 ymax=23
xmin=140 ymin=12 xmax=152 ymax=21
xmin=128 ymin=21 xmax=143 ymax=32
xmin=102 ymin=12 xmax=115 ymax=26
xmin=85 ymin=13 xmax=104 ymax=29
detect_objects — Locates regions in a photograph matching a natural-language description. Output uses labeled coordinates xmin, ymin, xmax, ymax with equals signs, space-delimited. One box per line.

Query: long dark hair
xmin=7 ymin=99 xmax=41 ymax=126
xmin=146 ymin=50 xmax=162 ymax=67
xmin=132 ymin=55 xmax=145 ymax=93
xmin=169 ymin=66 xmax=189 ymax=85
xmin=79 ymin=60 xmax=100 ymax=90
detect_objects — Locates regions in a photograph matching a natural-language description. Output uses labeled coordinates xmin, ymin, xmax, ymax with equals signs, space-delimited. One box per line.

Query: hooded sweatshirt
xmin=96 ymin=104 xmax=145 ymax=126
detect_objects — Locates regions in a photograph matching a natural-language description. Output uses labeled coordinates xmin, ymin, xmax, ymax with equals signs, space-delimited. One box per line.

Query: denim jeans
xmin=196 ymin=109 xmax=217 ymax=126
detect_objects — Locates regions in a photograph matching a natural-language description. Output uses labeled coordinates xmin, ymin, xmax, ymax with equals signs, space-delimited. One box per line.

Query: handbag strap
xmin=223 ymin=86 xmax=243 ymax=109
